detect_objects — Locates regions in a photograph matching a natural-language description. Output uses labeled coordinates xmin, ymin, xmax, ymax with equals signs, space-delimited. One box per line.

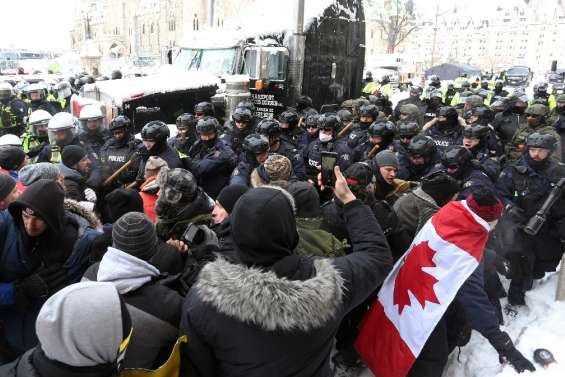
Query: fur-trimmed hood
xmin=64 ymin=199 xmax=102 ymax=231
xmin=195 ymin=257 xmax=344 ymax=332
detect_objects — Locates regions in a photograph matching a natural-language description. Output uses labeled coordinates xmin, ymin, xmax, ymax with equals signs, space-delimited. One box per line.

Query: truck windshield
xmin=175 ymin=47 xmax=237 ymax=76
xmin=507 ymin=67 xmax=529 ymax=75
xmin=266 ymin=50 xmax=287 ymax=81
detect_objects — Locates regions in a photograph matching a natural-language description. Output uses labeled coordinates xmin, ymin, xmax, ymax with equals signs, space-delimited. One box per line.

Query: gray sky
xmin=0 ymin=0 xmax=74 ymax=50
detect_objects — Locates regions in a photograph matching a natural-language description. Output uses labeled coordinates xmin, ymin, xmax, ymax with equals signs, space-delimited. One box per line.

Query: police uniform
xmin=0 ymin=98 xmax=27 ymax=137
xmin=78 ymin=129 xmax=111 ymax=158
xmin=303 ymin=138 xmax=353 ymax=181
xmin=99 ymin=137 xmax=141 ymax=186
xmin=220 ymin=122 xmax=254 ymax=156
xmin=507 ymin=124 xmax=561 ymax=163
xmin=271 ymin=139 xmax=306 ymax=180
xmin=423 ymin=124 xmax=464 ymax=154
xmin=168 ymin=133 xmax=197 ymax=159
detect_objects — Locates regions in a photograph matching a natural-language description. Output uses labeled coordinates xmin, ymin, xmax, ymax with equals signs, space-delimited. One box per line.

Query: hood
xmin=195 ymin=257 xmax=344 ymax=332
xmin=64 ymin=199 xmax=102 ymax=231
xmin=57 ymin=162 xmax=84 ymax=181
xmin=231 ymin=185 xmax=299 ymax=267
xmin=97 ymin=247 xmax=160 ymax=294
xmin=9 ymin=179 xmax=65 ymax=234
xmin=413 ymin=187 xmax=440 ymax=208
xmin=35 ymin=281 xmax=127 ymax=367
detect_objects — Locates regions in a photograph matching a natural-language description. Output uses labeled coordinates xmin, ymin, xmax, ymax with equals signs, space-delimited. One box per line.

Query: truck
xmin=504 ymin=65 xmax=533 ymax=87
xmin=171 ymin=0 xmax=365 ymax=119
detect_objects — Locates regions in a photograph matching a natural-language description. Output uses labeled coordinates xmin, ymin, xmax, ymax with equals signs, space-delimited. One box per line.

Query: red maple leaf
xmin=393 ymin=241 xmax=440 ymax=315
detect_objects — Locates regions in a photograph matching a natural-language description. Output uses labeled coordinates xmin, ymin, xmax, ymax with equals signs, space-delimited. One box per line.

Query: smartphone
xmin=321 ymin=151 xmax=338 ymax=187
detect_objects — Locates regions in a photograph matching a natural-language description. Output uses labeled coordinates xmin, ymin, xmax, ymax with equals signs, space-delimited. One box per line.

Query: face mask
xmin=319 ymin=133 xmax=333 ymax=143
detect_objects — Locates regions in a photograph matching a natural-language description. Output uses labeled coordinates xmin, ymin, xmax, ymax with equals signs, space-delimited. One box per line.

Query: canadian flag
xmin=356 ymin=200 xmax=491 ymax=377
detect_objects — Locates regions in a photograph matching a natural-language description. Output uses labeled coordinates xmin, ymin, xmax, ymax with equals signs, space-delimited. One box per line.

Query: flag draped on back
xmin=355 ymin=200 xmax=491 ymax=377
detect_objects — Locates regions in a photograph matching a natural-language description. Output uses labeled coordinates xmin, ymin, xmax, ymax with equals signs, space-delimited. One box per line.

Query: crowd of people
xmin=0 ymin=72 xmax=564 ymax=377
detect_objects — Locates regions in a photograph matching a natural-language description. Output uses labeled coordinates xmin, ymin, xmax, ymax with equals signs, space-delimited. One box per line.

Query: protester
xmin=0 ymin=175 xmax=20 ymax=210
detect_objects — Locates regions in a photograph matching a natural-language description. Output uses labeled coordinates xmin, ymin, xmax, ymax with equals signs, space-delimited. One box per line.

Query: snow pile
xmin=84 ymin=71 xmax=218 ymax=106
xmin=444 ymin=271 xmax=565 ymax=377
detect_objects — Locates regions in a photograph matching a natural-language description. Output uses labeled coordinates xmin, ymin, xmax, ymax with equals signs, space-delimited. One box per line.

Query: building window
xmin=151 ymin=23 xmax=154 ymax=33
xmin=142 ymin=24 xmax=145 ymax=34
xmin=193 ymin=14 xmax=199 ymax=31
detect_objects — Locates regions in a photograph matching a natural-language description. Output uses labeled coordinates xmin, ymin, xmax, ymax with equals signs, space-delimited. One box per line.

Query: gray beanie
xmin=0 ymin=174 xmax=16 ymax=200
xmin=374 ymin=150 xmax=398 ymax=168
xmin=112 ymin=212 xmax=158 ymax=260
xmin=18 ymin=162 xmax=60 ymax=186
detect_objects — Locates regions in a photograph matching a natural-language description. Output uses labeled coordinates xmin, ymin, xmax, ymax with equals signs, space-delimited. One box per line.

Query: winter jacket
xmin=57 ymin=163 xmax=88 ymax=202
xmin=423 ymin=122 xmax=464 ymax=154
xmin=393 ymin=187 xmax=439 ymax=241
xmin=0 ymin=196 xmax=100 ymax=356
xmin=83 ymin=248 xmax=184 ymax=369
xmin=137 ymin=143 xmax=183 ymax=180
xmin=139 ymin=176 xmax=159 ymax=223
xmin=179 ymin=200 xmax=393 ymax=377
xmin=78 ymin=129 xmax=111 ymax=157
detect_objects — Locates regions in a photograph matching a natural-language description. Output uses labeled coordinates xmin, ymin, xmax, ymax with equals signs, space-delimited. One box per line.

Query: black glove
xmin=17 ymin=264 xmax=68 ymax=300
xmin=490 ymin=332 xmax=536 ymax=373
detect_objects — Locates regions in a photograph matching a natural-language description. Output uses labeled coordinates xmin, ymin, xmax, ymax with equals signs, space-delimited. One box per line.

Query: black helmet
xmin=447 ymin=83 xmax=455 ymax=90
xmin=368 ymin=95 xmax=379 ymax=106
xmin=494 ymin=80 xmax=504 ymax=90
xmin=463 ymin=124 xmax=489 ymax=140
xmin=429 ymin=89 xmax=443 ymax=100
xmin=410 ymin=85 xmax=423 ymax=96
xmin=526 ymin=132 xmax=557 ymax=151
xmin=480 ymin=80 xmax=489 ymax=90
xmin=257 ymin=118 xmax=281 ymax=138
xmin=468 ymin=106 xmax=495 ymax=125
xmin=441 ymin=146 xmax=472 ymax=169
xmin=398 ymin=122 xmax=420 ymax=138
xmin=109 ymin=115 xmax=131 ymax=132
xmin=461 ymin=80 xmax=471 ymax=89
xmin=429 ymin=75 xmax=440 ymax=86
xmin=196 ymin=117 xmax=219 ymax=134
xmin=279 ymin=110 xmax=299 ymax=128
xmin=337 ymin=109 xmax=353 ymax=123
xmin=110 ymin=70 xmax=123 ymax=80
xmin=491 ymin=97 xmax=510 ymax=112
xmin=232 ymin=107 xmax=253 ymax=123
xmin=436 ymin=106 xmax=459 ymax=123
xmin=407 ymin=135 xmax=436 ymax=157
xmin=305 ymin=114 xmax=320 ymax=128
xmin=534 ymin=82 xmax=548 ymax=94
xmin=141 ymin=121 xmax=169 ymax=144
xmin=319 ymin=113 xmax=341 ymax=131
xmin=368 ymin=120 xmax=395 ymax=138
xmin=176 ymin=113 xmax=197 ymax=128
xmin=359 ymin=104 xmax=379 ymax=120
xmin=243 ymin=133 xmax=269 ymax=155
xmin=296 ymin=95 xmax=313 ymax=111
xmin=194 ymin=102 xmax=214 ymax=116
xmin=237 ymin=100 xmax=256 ymax=113
xmin=381 ymin=75 xmax=390 ymax=85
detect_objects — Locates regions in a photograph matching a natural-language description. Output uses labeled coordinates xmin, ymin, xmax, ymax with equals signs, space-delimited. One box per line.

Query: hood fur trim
xmin=195 ymin=257 xmax=344 ymax=332
xmin=64 ymin=199 xmax=102 ymax=230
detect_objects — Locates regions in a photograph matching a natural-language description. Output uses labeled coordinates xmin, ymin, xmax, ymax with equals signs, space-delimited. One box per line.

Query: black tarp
xmin=425 ymin=63 xmax=481 ymax=81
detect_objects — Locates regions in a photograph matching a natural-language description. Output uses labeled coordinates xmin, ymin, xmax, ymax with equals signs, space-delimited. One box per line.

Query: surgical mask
xmin=319 ymin=133 xmax=333 ymax=143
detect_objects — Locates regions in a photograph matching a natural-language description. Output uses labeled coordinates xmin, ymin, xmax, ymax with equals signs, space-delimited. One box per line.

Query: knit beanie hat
xmin=287 ymin=181 xmax=321 ymax=218
xmin=0 ymin=174 xmax=16 ymax=200
xmin=104 ymin=188 xmax=144 ymax=224
xmin=62 ymin=145 xmax=87 ymax=168
xmin=374 ymin=150 xmax=398 ymax=169
xmin=421 ymin=171 xmax=461 ymax=207
xmin=112 ymin=212 xmax=158 ymax=260
xmin=259 ymin=154 xmax=292 ymax=183
xmin=0 ymin=146 xmax=26 ymax=170
xmin=466 ymin=187 xmax=503 ymax=222
xmin=144 ymin=156 xmax=168 ymax=178
xmin=344 ymin=162 xmax=374 ymax=187
xmin=217 ymin=184 xmax=249 ymax=214
xmin=19 ymin=162 xmax=60 ymax=186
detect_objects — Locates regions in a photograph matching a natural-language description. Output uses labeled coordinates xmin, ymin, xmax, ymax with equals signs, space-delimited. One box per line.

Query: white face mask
xmin=319 ymin=133 xmax=333 ymax=143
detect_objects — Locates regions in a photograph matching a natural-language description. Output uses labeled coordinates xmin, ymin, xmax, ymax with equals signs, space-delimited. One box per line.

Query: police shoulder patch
xmin=232 ymin=168 xmax=239 ymax=176
xmin=463 ymin=181 xmax=473 ymax=188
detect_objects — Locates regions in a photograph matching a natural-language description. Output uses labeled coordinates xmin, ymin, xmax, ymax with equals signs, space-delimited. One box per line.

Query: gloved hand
xmin=16 ymin=264 xmax=67 ymax=300
xmin=84 ymin=188 xmax=97 ymax=202
xmin=490 ymin=331 xmax=536 ymax=373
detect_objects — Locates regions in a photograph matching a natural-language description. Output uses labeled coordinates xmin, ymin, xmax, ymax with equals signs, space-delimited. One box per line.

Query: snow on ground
xmin=360 ymin=271 xmax=565 ymax=377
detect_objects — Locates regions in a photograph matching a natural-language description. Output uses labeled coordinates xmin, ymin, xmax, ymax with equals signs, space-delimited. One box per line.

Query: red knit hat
xmin=466 ymin=192 xmax=503 ymax=222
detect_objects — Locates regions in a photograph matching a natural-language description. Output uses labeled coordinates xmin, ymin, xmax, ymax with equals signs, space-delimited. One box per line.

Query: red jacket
xmin=0 ymin=168 xmax=25 ymax=193
xmin=139 ymin=176 xmax=159 ymax=223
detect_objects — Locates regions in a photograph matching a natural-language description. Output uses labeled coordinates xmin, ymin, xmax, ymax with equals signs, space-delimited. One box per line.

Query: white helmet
xmin=56 ymin=81 xmax=72 ymax=99
xmin=0 ymin=134 xmax=22 ymax=147
xmin=48 ymin=112 xmax=78 ymax=146
xmin=29 ymin=109 xmax=52 ymax=137
xmin=79 ymin=104 xmax=104 ymax=133
xmin=24 ymin=83 xmax=45 ymax=101
xmin=0 ymin=82 xmax=13 ymax=100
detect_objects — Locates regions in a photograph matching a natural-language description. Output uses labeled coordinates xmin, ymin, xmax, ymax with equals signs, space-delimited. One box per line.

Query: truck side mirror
xmin=331 ymin=63 xmax=337 ymax=80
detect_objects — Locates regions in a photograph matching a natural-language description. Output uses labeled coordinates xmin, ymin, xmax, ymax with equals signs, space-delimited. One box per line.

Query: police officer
xmin=496 ymin=132 xmax=565 ymax=306
xmin=507 ymin=104 xmax=561 ymax=163
xmin=397 ymin=121 xmax=420 ymax=156
xmin=295 ymin=95 xmax=317 ymax=118
xmin=444 ymin=83 xmax=457 ymax=106
xmin=462 ymin=124 xmax=501 ymax=181
xmin=138 ymin=120 xmax=182 ymax=178
xmin=78 ymin=104 xmax=111 ymax=157
xmin=439 ymin=145 xmax=494 ymax=198
xmin=169 ymin=113 xmax=198 ymax=158
xmin=355 ymin=120 xmax=396 ymax=161
xmin=278 ymin=109 xmax=306 ymax=150
xmin=221 ymin=107 xmax=254 ymax=155
xmin=21 ymin=109 xmax=51 ymax=161
xmin=424 ymin=106 xmax=463 ymax=153
xmin=303 ymin=113 xmax=353 ymax=182
xmin=194 ymin=102 xmax=215 ymax=121
xmin=230 ymin=133 xmax=269 ymax=187
xmin=99 ymin=115 xmax=140 ymax=187
xmin=493 ymin=80 xmax=509 ymax=98
xmin=23 ymin=83 xmax=60 ymax=115
xmin=396 ymin=103 xmax=423 ymax=126
xmin=257 ymin=118 xmax=306 ymax=180
xmin=553 ymin=94 xmax=565 ymax=161
xmin=532 ymin=82 xmax=556 ymax=111
xmin=464 ymin=106 xmax=505 ymax=158
xmin=54 ymin=81 xmax=73 ymax=112
xmin=398 ymin=135 xmax=439 ymax=181
xmin=0 ymin=82 xmax=27 ymax=137
xmin=336 ymin=109 xmax=354 ymax=139
xmin=394 ymin=85 xmax=424 ymax=122
xmin=186 ymin=117 xmax=237 ymax=199
xmin=347 ymin=104 xmax=379 ymax=151
xmin=423 ymin=90 xmax=443 ymax=124
xmin=492 ymin=93 xmax=529 ymax=153
xmin=298 ymin=113 xmax=320 ymax=149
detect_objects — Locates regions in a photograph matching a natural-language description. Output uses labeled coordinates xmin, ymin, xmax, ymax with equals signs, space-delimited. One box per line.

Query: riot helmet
xmin=243 ymin=133 xmax=270 ymax=163
xmin=79 ymin=104 xmax=104 ymax=134
xmin=441 ymin=145 xmax=472 ymax=177
xmin=48 ymin=112 xmax=78 ymax=147
xmin=278 ymin=110 xmax=299 ymax=130
xmin=0 ymin=82 xmax=14 ymax=101
xmin=194 ymin=102 xmax=214 ymax=118
xmin=29 ymin=109 xmax=52 ymax=138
